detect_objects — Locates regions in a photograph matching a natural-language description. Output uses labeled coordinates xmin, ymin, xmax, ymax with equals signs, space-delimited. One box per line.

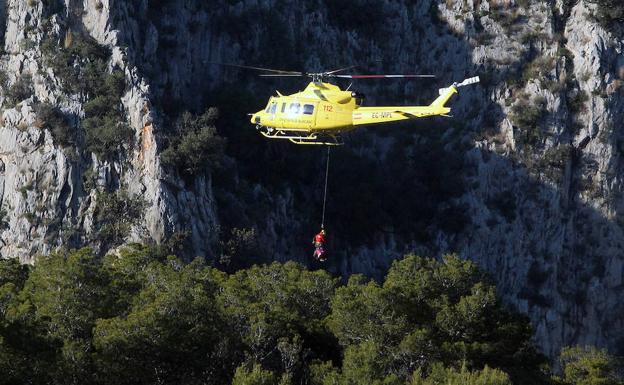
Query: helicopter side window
xmin=303 ymin=104 xmax=314 ymax=115
xmin=289 ymin=103 xmax=301 ymax=115
xmin=281 ymin=103 xmax=286 ymax=113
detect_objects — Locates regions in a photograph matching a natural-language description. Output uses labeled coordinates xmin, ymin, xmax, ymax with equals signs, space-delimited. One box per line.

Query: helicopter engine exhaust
xmin=351 ymin=92 xmax=365 ymax=106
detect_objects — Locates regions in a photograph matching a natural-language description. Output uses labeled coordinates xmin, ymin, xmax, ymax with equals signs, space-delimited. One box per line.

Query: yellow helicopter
xmin=234 ymin=65 xmax=480 ymax=145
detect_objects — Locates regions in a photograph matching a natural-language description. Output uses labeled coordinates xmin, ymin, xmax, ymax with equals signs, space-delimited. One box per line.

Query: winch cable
xmin=321 ymin=146 xmax=331 ymax=229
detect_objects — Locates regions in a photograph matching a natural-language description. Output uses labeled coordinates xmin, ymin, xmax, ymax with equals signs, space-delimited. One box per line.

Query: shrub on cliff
xmin=33 ymin=103 xmax=75 ymax=147
xmin=510 ymin=96 xmax=547 ymax=146
xmin=161 ymin=108 xmax=226 ymax=177
xmin=92 ymin=189 xmax=146 ymax=247
xmin=0 ymin=208 xmax=8 ymax=230
xmin=588 ymin=0 xmax=624 ymax=33
xmin=83 ymin=97 xmax=133 ymax=158
xmin=42 ymin=33 xmax=132 ymax=159
xmin=81 ymin=68 xmax=132 ymax=159
xmin=42 ymin=33 xmax=110 ymax=95
xmin=3 ymin=74 xmax=34 ymax=108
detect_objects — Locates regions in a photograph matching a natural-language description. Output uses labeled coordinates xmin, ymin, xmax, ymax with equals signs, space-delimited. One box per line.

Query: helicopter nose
xmin=251 ymin=114 xmax=261 ymax=124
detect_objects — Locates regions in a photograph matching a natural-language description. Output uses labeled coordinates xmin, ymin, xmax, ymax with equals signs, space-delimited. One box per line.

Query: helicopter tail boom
xmin=351 ymin=76 xmax=479 ymax=126
xmin=352 ymin=87 xmax=455 ymax=126
xmin=352 ymin=105 xmax=451 ymax=125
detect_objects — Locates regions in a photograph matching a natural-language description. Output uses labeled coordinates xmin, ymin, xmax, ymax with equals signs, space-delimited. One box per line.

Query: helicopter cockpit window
xmin=303 ymin=104 xmax=314 ymax=115
xmin=288 ymin=103 xmax=301 ymax=115
xmin=269 ymin=102 xmax=277 ymax=114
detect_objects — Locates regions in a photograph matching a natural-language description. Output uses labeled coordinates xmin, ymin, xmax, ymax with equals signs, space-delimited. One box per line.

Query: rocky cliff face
xmin=433 ymin=0 xmax=624 ymax=358
xmin=0 ymin=0 xmax=622 ymax=359
xmin=0 ymin=0 xmax=219 ymax=261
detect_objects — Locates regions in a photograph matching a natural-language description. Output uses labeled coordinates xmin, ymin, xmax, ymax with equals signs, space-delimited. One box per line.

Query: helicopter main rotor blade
xmin=259 ymin=74 xmax=308 ymax=77
xmin=333 ymin=74 xmax=436 ymax=78
xmin=324 ymin=65 xmax=358 ymax=75
xmin=214 ymin=63 xmax=304 ymax=75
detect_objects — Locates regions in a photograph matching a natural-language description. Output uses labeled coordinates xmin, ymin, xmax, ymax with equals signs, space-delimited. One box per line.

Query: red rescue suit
xmin=313 ymin=231 xmax=327 ymax=262
xmin=313 ymin=233 xmax=326 ymax=247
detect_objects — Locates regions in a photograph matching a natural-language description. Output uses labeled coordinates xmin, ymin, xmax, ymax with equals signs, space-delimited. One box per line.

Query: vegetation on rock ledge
xmin=42 ymin=31 xmax=132 ymax=159
xmin=161 ymin=108 xmax=226 ymax=177
xmin=589 ymin=0 xmax=624 ymax=33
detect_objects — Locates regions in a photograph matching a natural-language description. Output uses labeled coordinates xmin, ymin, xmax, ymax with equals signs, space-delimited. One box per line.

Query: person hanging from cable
xmin=313 ymin=147 xmax=331 ymax=262
xmin=312 ymin=228 xmax=327 ymax=262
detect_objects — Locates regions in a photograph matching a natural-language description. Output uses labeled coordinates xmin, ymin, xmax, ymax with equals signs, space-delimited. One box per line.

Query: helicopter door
xmin=302 ymin=102 xmax=317 ymax=128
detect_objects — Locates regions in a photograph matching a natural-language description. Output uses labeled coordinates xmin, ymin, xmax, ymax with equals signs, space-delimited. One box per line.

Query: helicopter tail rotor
xmin=453 ymin=76 xmax=480 ymax=88
xmin=437 ymin=76 xmax=480 ymax=96
xmin=430 ymin=76 xmax=481 ymax=109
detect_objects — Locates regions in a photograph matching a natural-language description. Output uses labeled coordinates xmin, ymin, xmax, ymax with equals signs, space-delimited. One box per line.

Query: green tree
xmin=410 ymin=363 xmax=512 ymax=385
xmin=558 ymin=346 xmax=624 ymax=385
xmin=0 ymin=258 xmax=51 ymax=385
xmin=231 ymin=364 xmax=278 ymax=385
xmin=101 ymin=244 xmax=168 ymax=313
xmin=0 ymin=258 xmax=28 ymax=289
xmin=0 ymin=251 xmax=563 ymax=384
xmin=218 ymin=227 xmax=259 ymax=271
xmin=309 ymin=360 xmax=342 ymax=385
xmin=17 ymin=248 xmax=111 ymax=383
xmin=219 ymin=262 xmax=338 ymax=381
xmin=510 ymin=96 xmax=547 ymax=146
xmin=328 ymin=255 xmax=546 ymax=383
xmin=93 ymin=253 xmax=235 ymax=385
xmin=340 ymin=341 xmax=402 ymax=385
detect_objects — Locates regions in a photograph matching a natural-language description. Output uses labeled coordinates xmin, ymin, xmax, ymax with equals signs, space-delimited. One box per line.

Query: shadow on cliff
xmin=454 ymin=141 xmax=624 ymax=358
xmin=120 ymin=0 xmax=624 ymax=358
xmin=199 ymin=1 xmax=512 ymax=276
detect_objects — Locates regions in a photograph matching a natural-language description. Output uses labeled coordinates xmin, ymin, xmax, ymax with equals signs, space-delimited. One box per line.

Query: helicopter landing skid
xmin=288 ymin=136 xmax=343 ymax=146
xmin=257 ymin=126 xmax=343 ymax=146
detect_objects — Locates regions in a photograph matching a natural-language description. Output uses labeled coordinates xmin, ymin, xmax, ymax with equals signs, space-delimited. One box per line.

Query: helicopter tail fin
xmin=429 ymin=86 xmax=458 ymax=109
